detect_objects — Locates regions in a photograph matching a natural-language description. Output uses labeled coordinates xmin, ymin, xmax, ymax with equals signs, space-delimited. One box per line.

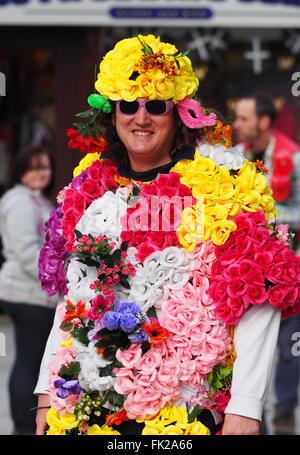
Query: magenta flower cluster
xmin=38 ymin=205 xmax=69 ymax=296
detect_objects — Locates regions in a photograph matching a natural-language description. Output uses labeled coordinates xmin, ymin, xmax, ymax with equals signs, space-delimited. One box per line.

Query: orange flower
xmin=205 ymin=121 xmax=232 ymax=149
xmin=142 ymin=319 xmax=170 ymax=344
xmin=254 ymin=160 xmax=269 ymax=174
xmin=105 ymin=409 xmax=129 ymax=426
xmin=63 ymin=300 xmax=87 ymax=323
xmin=114 ymin=175 xmax=132 ymax=186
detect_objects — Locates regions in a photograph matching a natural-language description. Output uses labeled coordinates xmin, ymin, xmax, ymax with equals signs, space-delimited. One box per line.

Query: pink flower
xmin=134 ymin=349 xmax=162 ymax=375
xmin=86 ymin=295 xmax=114 ymax=321
xmin=115 ymin=343 xmax=143 ymax=368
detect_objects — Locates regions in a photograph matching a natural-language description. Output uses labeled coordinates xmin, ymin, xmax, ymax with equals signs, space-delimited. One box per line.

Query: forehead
xmin=236 ymin=99 xmax=257 ymax=119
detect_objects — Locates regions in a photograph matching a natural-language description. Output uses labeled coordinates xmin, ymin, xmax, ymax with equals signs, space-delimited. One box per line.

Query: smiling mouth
xmin=133 ymin=130 xmax=153 ymax=137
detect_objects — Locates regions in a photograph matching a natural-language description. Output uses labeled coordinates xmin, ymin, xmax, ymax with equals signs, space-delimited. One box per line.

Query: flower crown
xmin=81 ymin=34 xmax=218 ymax=132
xmin=95 ymin=34 xmax=199 ymax=104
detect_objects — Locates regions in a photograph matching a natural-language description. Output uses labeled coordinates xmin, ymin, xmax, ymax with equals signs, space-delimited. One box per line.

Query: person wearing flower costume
xmin=34 ymin=35 xmax=300 ymax=436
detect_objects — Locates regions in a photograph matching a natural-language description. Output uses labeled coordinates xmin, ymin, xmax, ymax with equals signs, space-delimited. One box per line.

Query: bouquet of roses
xmin=208 ymin=210 xmax=300 ymax=324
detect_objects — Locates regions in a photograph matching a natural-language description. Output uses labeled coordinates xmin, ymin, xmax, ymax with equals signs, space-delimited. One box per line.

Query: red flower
xmin=66 ymin=129 xmax=107 ymax=154
xmin=142 ymin=319 xmax=170 ymax=344
xmin=105 ymin=409 xmax=129 ymax=426
xmin=63 ymin=300 xmax=87 ymax=323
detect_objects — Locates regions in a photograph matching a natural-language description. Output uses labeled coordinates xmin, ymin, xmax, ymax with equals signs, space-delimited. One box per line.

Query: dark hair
xmin=9 ymin=144 xmax=55 ymax=196
xmin=97 ymin=102 xmax=210 ymax=168
xmin=243 ymin=93 xmax=277 ymax=126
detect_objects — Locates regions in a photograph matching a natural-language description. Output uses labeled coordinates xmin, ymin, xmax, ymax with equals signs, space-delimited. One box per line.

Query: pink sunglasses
xmin=116 ymin=99 xmax=174 ymax=116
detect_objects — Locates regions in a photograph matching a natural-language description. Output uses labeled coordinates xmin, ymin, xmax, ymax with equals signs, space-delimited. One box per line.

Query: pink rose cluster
xmin=48 ymin=343 xmax=79 ymax=415
xmin=120 ymin=173 xmax=195 ymax=263
xmin=113 ymin=342 xmax=181 ymax=420
xmin=162 ymin=282 xmax=232 ymax=387
xmin=208 ymin=210 xmax=300 ymax=324
xmin=61 ymin=159 xmax=119 ymax=252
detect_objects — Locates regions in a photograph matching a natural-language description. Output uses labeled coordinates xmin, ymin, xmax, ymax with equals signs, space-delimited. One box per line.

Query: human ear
xmin=258 ymin=115 xmax=271 ymax=132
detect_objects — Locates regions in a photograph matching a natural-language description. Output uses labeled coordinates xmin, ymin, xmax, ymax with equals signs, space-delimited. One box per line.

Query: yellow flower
xmin=161 ymin=425 xmax=184 ymax=435
xmin=73 ymin=152 xmax=101 ymax=177
xmin=87 ymin=424 xmax=121 ymax=435
xmin=210 ymin=219 xmax=237 ymax=246
xmin=184 ymin=420 xmax=211 ymax=435
xmin=60 ymin=337 xmax=73 ymax=348
xmin=46 ymin=407 xmax=79 ymax=435
xmin=95 ymin=35 xmax=198 ymax=103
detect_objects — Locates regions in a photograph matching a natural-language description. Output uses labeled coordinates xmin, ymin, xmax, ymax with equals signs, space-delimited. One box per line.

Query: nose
xmin=135 ymin=106 xmax=150 ymax=125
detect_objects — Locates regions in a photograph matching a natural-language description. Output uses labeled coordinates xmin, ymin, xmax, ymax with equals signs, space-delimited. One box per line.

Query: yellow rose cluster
xmin=138 ymin=404 xmax=210 ymax=435
xmin=73 ymin=152 xmax=101 ymax=178
xmin=95 ymin=35 xmax=199 ymax=104
xmin=172 ymin=152 xmax=277 ymax=251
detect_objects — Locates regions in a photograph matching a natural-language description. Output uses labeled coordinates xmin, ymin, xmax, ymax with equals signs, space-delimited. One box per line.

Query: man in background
xmin=233 ymin=94 xmax=300 ymax=435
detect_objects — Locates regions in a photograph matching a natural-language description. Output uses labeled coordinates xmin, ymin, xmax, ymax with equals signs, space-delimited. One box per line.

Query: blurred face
xmin=114 ymin=98 xmax=176 ymax=169
xmin=233 ymin=99 xmax=260 ymax=143
xmin=21 ymin=153 xmax=52 ymax=191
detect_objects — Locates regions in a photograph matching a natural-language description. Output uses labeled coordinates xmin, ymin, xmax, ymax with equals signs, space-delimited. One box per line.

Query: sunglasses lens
xmin=146 ymin=100 xmax=167 ymax=115
xmin=119 ymin=100 xmax=139 ymax=114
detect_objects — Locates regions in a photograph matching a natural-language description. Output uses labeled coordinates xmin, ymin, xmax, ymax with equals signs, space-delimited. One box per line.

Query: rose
xmin=102 ymin=311 xmax=120 ymax=330
xmin=115 ymin=343 xmax=142 ymax=368
xmin=79 ymin=178 xmax=101 ymax=202
xmin=115 ymin=300 xmax=141 ymax=315
xmin=242 ymin=284 xmax=269 ymax=306
xmin=120 ymin=313 xmax=140 ymax=332
xmin=135 ymin=348 xmax=162 ymax=375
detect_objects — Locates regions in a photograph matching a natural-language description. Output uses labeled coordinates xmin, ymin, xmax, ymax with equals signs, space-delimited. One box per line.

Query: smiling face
xmin=20 ymin=153 xmax=52 ymax=191
xmin=114 ymin=98 xmax=177 ymax=171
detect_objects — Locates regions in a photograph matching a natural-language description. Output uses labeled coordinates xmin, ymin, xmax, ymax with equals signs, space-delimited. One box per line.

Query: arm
xmin=34 ymin=303 xmax=65 ymax=434
xmin=223 ymin=302 xmax=281 ymax=435
xmin=2 ymin=194 xmax=43 ymax=279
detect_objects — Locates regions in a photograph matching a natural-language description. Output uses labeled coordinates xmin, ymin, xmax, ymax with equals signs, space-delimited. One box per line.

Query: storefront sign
xmin=0 ymin=0 xmax=299 ymax=27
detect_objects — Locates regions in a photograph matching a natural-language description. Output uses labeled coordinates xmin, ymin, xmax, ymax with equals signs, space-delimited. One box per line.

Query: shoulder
xmin=0 ymin=185 xmax=36 ymax=214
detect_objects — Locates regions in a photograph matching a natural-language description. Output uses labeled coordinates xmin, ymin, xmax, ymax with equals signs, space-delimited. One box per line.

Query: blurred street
xmin=0 ymin=312 xmax=300 ymax=436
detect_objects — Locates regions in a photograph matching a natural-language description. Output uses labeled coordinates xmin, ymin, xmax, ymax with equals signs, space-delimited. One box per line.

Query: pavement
xmin=0 ymin=313 xmax=300 ymax=436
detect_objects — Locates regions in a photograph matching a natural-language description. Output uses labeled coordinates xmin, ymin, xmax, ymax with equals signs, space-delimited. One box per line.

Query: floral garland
xmin=38 ymin=132 xmax=300 ymax=436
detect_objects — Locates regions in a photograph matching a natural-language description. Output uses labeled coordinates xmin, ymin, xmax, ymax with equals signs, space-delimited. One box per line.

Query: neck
xmin=250 ymin=131 xmax=271 ymax=153
xmin=128 ymin=154 xmax=172 ymax=173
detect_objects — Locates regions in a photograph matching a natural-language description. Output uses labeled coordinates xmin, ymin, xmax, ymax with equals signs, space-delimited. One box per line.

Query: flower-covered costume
xmin=34 ymin=35 xmax=300 ymax=436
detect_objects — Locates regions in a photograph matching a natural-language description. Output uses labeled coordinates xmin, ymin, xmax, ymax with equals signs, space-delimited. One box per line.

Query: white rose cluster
xmin=117 ymin=246 xmax=196 ymax=313
xmin=196 ymin=141 xmax=245 ymax=170
xmin=72 ymin=338 xmax=115 ymax=395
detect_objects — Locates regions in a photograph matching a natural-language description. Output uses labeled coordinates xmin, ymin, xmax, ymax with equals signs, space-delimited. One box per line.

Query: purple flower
xmin=88 ymin=318 xmax=104 ymax=342
xmin=38 ymin=204 xmax=69 ymax=296
xmin=128 ymin=329 xmax=149 ymax=343
xmin=115 ymin=300 xmax=141 ymax=315
xmin=53 ymin=378 xmax=81 ymax=399
xmin=103 ymin=311 xmax=120 ymax=331
xmin=120 ymin=313 xmax=139 ymax=333
xmin=72 ymin=169 xmax=89 ymax=191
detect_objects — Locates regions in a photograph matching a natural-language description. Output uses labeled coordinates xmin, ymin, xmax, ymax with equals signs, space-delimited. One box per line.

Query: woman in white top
xmin=0 ymin=144 xmax=57 ymax=434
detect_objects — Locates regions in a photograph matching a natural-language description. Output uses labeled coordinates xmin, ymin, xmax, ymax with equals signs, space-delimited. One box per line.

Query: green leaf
xmin=58 ymin=361 xmax=81 ymax=381
xmin=59 ymin=321 xmax=73 ymax=332
xmin=75 ymin=108 xmax=95 ymax=118
xmin=71 ymin=326 xmax=90 ymax=346
xmin=187 ymin=405 xmax=203 ymax=424
xmin=180 ymin=49 xmax=190 ymax=58
xmin=74 ymin=229 xmax=83 ymax=241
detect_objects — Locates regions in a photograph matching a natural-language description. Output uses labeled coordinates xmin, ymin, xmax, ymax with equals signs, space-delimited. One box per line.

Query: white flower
xmin=66 ymin=258 xmax=97 ymax=304
xmin=124 ymin=246 xmax=194 ymax=312
xmin=75 ymin=189 xmax=128 ymax=245
xmin=196 ymin=141 xmax=245 ymax=171
xmin=73 ymin=339 xmax=115 ymax=394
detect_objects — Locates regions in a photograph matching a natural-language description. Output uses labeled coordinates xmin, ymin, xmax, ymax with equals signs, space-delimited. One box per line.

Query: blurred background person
xmin=233 ymin=94 xmax=300 ymax=434
xmin=0 ymin=144 xmax=57 ymax=435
